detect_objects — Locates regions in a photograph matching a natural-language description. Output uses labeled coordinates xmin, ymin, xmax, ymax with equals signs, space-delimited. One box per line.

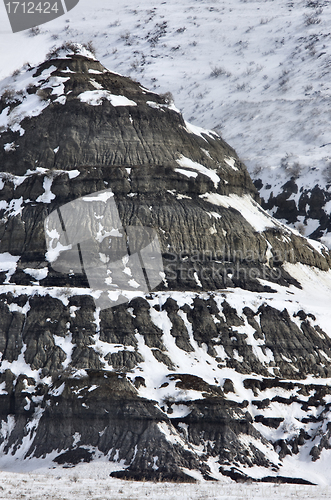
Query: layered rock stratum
xmin=0 ymin=43 xmax=331 ymax=484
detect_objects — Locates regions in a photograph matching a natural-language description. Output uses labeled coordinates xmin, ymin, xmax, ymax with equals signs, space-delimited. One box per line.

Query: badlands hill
xmin=1 ymin=0 xmax=331 ymax=247
xmin=0 ymin=44 xmax=331 ymax=484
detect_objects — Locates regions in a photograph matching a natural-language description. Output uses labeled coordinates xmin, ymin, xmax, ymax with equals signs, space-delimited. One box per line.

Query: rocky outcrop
xmin=254 ymin=176 xmax=331 ymax=245
xmin=0 ymin=44 xmax=331 ymax=483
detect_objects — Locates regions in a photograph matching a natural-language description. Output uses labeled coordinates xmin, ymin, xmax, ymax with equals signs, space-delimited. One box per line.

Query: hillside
xmin=1 ymin=0 xmax=331 ymax=245
xmin=0 ymin=46 xmax=331 ymax=484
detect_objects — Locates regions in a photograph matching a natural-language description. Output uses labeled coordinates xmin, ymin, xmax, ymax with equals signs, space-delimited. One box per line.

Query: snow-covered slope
xmin=1 ymin=0 xmax=331 ymax=242
xmin=1 ymin=465 xmax=330 ymax=500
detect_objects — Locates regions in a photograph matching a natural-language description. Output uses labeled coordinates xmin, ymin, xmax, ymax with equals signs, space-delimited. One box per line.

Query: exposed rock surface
xmin=253 ymin=175 xmax=331 ymax=247
xmin=1 ymin=44 xmax=331 ymax=483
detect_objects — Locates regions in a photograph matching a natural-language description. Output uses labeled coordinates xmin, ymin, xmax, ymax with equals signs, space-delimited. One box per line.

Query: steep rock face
xmin=0 ymin=44 xmax=331 ymax=483
xmin=0 ymin=45 xmax=329 ymax=287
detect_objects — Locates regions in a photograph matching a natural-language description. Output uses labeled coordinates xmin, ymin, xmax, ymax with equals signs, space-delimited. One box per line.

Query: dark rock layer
xmin=0 ymin=46 xmax=330 ymax=482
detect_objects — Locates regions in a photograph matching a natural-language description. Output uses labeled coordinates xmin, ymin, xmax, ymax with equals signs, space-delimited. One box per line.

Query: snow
xmin=0 ymin=465 xmax=330 ymax=499
xmin=53 ymin=332 xmax=74 ymax=369
xmin=176 ymin=155 xmax=220 ymax=188
xmin=23 ymin=268 xmax=48 ymax=281
xmin=2 ymin=2 xmax=329 ymax=233
xmin=36 ymin=177 xmax=55 ymax=203
xmin=200 ymin=193 xmax=284 ymax=232
xmin=54 ymin=95 xmax=66 ymax=105
xmin=81 ymin=190 xmax=114 ymax=202
xmin=45 ymin=238 xmax=72 ymax=264
xmin=78 ymin=90 xmax=137 ymax=107
xmin=46 ymin=76 xmax=69 ymax=96
xmin=5 ymin=196 xmax=24 ymax=216
xmin=184 ymin=120 xmax=218 ymax=141
xmin=321 ymin=234 xmax=331 ymax=248
xmin=0 ymin=252 xmax=20 ymax=272
xmin=0 ymin=0 xmax=323 ymax=182
xmin=90 ymin=78 xmax=103 ymax=90
xmin=4 ymin=141 xmax=16 ymax=152
xmin=0 ymin=262 xmax=330 ymax=484
xmin=193 ymin=271 xmax=202 ymax=287
xmin=92 ymin=333 xmax=135 ymax=363
xmin=224 ymin=156 xmax=238 ymax=171
xmin=306 ymin=237 xmax=328 ymax=256
xmin=1 ymin=0 xmax=331 ymax=489
xmin=50 ymin=382 xmax=66 ymax=397
xmin=174 ymin=168 xmax=198 ymax=179
xmin=47 ymin=42 xmax=97 ymax=62
xmin=1 ymin=0 xmax=331 ymax=240
xmin=0 ymin=345 xmax=42 ymax=380
xmin=0 ymin=93 xmax=49 ymax=135
xmin=208 ymin=211 xmax=222 ymax=219
xmin=0 ymin=252 xmax=20 ymax=283
xmin=68 ymin=169 xmax=80 ymax=179
xmin=0 ymin=1 xmax=327 ymax=185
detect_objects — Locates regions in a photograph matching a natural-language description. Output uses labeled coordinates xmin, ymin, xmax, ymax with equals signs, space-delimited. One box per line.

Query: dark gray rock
xmin=0 ymin=48 xmax=331 ymax=482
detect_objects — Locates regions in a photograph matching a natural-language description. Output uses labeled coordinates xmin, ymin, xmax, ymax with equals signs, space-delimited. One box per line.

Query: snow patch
xmin=36 ymin=177 xmax=55 ymax=203
xmin=224 ymin=156 xmax=238 ymax=171
xmin=176 ymin=155 xmax=220 ymax=188
xmin=200 ymin=193 xmax=284 ymax=232
xmin=78 ymin=90 xmax=137 ymax=107
xmin=23 ymin=268 xmax=48 ymax=281
xmin=184 ymin=120 xmax=218 ymax=142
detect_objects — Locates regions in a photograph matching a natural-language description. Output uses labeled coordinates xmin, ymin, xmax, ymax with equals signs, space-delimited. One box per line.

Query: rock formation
xmin=0 ymin=43 xmax=331 ymax=483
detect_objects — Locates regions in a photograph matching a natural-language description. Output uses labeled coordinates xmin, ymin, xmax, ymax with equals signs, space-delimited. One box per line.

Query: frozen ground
xmin=0 ymin=462 xmax=330 ymax=500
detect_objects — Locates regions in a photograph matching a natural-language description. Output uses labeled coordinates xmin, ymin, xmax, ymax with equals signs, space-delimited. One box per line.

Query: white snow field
xmin=0 ymin=463 xmax=330 ymax=500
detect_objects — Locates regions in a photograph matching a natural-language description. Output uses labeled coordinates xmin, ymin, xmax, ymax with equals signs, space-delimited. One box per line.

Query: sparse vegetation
xmin=1 ymin=88 xmax=15 ymax=104
xmin=29 ymin=26 xmax=41 ymax=36
xmin=280 ymin=154 xmax=303 ymax=178
xmin=36 ymin=87 xmax=52 ymax=101
xmin=323 ymin=163 xmax=331 ymax=183
xmin=260 ymin=17 xmax=270 ymax=24
xmin=304 ymin=12 xmax=322 ymax=25
xmin=11 ymin=69 xmax=20 ymax=78
xmin=109 ymin=20 xmax=121 ymax=28
xmin=306 ymin=0 xmax=321 ymax=7
xmin=279 ymin=69 xmax=290 ymax=90
xmin=160 ymin=91 xmax=174 ymax=104
xmin=236 ymin=82 xmax=247 ymax=91
xmin=46 ymin=41 xmax=96 ymax=60
xmin=287 ymin=162 xmax=302 ymax=178
xmin=297 ymin=223 xmax=306 ymax=235
xmin=120 ymin=31 xmax=134 ymax=46
xmin=210 ymin=66 xmax=232 ymax=78
xmin=85 ymin=40 xmax=96 ymax=55
xmin=252 ymin=164 xmax=263 ymax=176
xmin=146 ymin=21 xmax=167 ymax=47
